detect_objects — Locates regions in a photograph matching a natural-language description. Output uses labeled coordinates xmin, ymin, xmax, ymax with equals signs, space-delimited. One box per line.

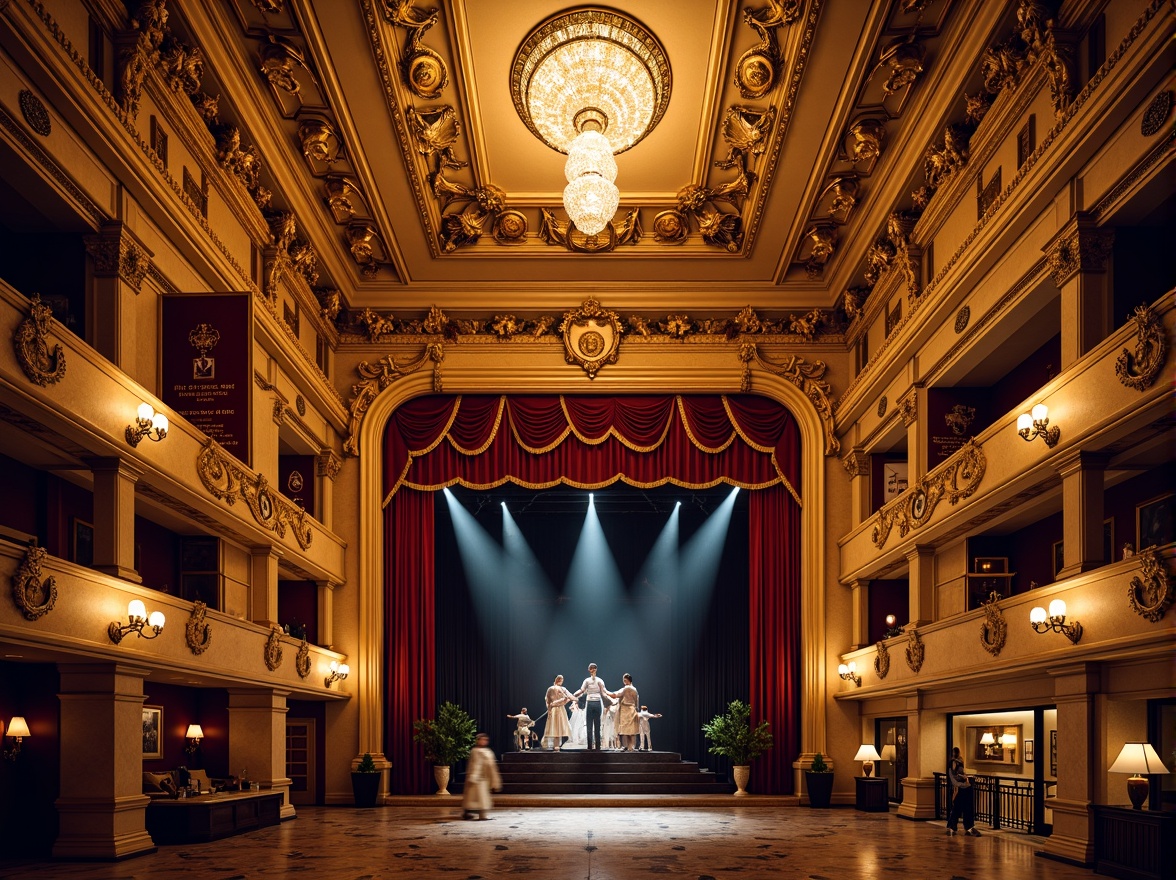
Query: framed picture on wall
xmin=1137 ymin=493 xmax=1174 ymax=550
xmin=1050 ymin=729 xmax=1058 ymax=777
xmin=72 ymin=519 xmax=94 ymax=568
xmin=142 ymin=705 xmax=163 ymax=759
xmin=1024 ymin=739 xmax=1034 ymax=762
xmin=883 ymin=461 xmax=908 ymax=502
xmin=1052 ymin=540 xmax=1064 ymax=580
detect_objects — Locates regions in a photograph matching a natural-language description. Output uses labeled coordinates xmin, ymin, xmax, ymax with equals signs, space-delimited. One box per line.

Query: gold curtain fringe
xmin=676 ymin=397 xmax=737 ymax=455
xmin=444 ymin=395 xmax=507 ymax=456
xmin=402 ymin=474 xmax=785 ymax=494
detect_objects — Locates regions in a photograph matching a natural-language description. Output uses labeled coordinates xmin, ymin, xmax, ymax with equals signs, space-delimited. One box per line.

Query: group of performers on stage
xmin=507 ymin=663 xmax=662 ymax=753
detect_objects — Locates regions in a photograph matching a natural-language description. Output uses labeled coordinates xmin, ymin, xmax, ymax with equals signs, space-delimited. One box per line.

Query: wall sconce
xmin=854 ymin=743 xmax=882 ymax=777
xmin=1016 ymin=403 xmax=1059 ymax=448
xmin=3 ymin=716 xmax=30 ymax=761
xmin=108 ymin=599 xmax=165 ymax=644
xmin=884 ymin=613 xmax=904 ymax=639
xmin=837 ymin=660 xmax=861 ymax=687
xmin=1108 ymin=742 xmax=1169 ymax=810
xmin=126 ymin=402 xmax=169 ymax=447
xmin=325 ymin=660 xmax=350 ymax=688
xmin=1029 ymin=598 xmax=1082 ymax=644
xmin=184 ymin=724 xmax=204 ymax=756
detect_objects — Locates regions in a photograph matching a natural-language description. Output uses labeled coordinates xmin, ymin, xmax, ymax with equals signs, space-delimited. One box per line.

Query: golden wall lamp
xmin=1029 ymin=598 xmax=1082 ymax=644
xmin=837 ymin=660 xmax=861 ymax=686
xmin=325 ymin=660 xmax=350 ymax=688
xmin=184 ymin=723 xmax=204 ymax=756
xmin=108 ymin=599 xmax=166 ymax=644
xmin=126 ymin=402 xmax=169 ymax=447
xmin=3 ymin=716 xmax=30 ymax=760
xmin=1016 ymin=403 xmax=1059 ymax=447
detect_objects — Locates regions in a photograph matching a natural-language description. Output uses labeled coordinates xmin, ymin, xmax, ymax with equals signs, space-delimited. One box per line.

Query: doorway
xmin=875 ymin=716 xmax=908 ymax=803
xmin=286 ymin=718 xmax=316 ymax=805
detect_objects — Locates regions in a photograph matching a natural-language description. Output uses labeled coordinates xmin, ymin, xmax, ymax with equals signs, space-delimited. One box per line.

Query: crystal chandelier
xmin=512 ymin=9 xmax=670 ymax=235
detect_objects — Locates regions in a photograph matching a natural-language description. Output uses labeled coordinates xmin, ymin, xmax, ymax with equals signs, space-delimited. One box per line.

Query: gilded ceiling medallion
xmin=560 ymin=299 xmax=621 ymax=379
xmin=733 ymin=0 xmax=800 ymax=99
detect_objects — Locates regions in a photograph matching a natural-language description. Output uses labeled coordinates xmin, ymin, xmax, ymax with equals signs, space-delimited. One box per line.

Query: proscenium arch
xmin=352 ymin=350 xmax=829 ymax=792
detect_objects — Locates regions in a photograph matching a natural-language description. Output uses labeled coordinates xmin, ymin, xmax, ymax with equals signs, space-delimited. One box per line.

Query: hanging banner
xmin=161 ymin=293 xmax=253 ymax=466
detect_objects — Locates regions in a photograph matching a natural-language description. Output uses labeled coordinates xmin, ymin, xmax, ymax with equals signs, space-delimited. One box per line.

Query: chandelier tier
xmin=512 ymin=9 xmax=670 ymax=235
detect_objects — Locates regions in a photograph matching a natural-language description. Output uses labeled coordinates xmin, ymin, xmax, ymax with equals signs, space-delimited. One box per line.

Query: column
xmin=903 ymin=385 xmax=928 ymax=481
xmin=1044 ymin=216 xmax=1114 ymax=369
xmin=88 ymin=457 xmax=143 ymax=583
xmin=848 ymin=579 xmax=870 ymax=649
xmin=1042 ymin=664 xmax=1099 ymax=865
xmin=1055 ymin=451 xmax=1109 ymax=578
xmin=315 ymin=451 xmax=342 ymax=532
xmin=906 ymin=545 xmax=935 ymax=627
xmin=250 ymin=544 xmax=281 ymax=628
xmin=53 ymin=663 xmax=155 ymax=859
xmin=315 ymin=580 xmax=339 ymax=649
xmin=841 ymin=448 xmax=871 ymax=528
xmin=227 ymin=689 xmax=295 ymax=820
xmin=83 ymin=224 xmax=151 ymax=374
xmin=897 ymin=693 xmax=944 ymax=820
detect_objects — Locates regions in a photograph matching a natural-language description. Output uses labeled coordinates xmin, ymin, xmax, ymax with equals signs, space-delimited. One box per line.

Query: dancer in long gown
xmin=568 ymin=699 xmax=587 ymax=748
xmin=542 ymin=674 xmax=575 ymax=751
xmin=614 ymin=673 xmax=641 ymax=751
xmin=602 ymin=703 xmax=619 ymax=750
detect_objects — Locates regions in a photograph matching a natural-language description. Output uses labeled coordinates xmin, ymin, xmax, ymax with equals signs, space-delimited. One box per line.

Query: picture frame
xmin=142 ymin=705 xmax=163 ymax=759
xmin=72 ymin=519 xmax=94 ymax=568
xmin=1052 ymin=540 xmax=1064 ymax=580
xmin=1136 ymin=493 xmax=1174 ymax=551
xmin=1050 ymin=729 xmax=1057 ymax=777
xmin=973 ymin=557 xmax=1007 ymax=574
xmin=967 ymin=724 xmax=1022 ymax=767
xmin=1024 ymin=739 xmax=1034 ymax=763
xmin=883 ymin=461 xmax=908 ymax=502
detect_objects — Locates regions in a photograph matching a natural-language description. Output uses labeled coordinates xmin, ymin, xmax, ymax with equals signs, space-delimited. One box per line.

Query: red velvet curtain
xmin=385 ymin=395 xmax=801 ymax=793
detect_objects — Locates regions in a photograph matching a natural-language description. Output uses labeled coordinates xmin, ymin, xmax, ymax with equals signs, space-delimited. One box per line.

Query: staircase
xmin=491 ymin=749 xmax=732 ymax=795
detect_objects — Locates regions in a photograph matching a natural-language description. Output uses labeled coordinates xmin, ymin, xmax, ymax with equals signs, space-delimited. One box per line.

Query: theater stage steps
xmin=488 ymin=749 xmax=733 ymax=795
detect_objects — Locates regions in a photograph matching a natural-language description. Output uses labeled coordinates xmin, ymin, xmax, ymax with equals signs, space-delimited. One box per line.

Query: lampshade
xmin=1108 ymin=742 xmax=1168 ymax=775
xmin=185 ymin=724 xmax=204 ymax=739
xmin=880 ymin=744 xmax=897 ymax=762
xmin=338 ymin=663 xmax=350 ymax=676
xmin=853 ymin=744 xmax=882 ymax=763
xmin=1017 ymin=412 xmax=1033 ymax=432
xmin=1048 ymin=598 xmax=1067 ymax=618
xmin=1031 ymin=403 xmax=1048 ymax=422
xmin=1029 ymin=606 xmax=1047 ymax=624
xmin=136 ymin=402 xmax=154 ymax=422
xmin=1000 ymin=732 xmax=1017 ymax=746
xmin=980 ymin=732 xmax=995 ymax=745
xmin=127 ymin=599 xmax=147 ymax=620
xmin=147 ymin=610 xmax=165 ymax=629
xmin=6 ymin=716 xmax=30 ymax=738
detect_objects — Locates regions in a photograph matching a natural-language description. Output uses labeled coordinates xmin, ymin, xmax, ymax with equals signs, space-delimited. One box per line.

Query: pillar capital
xmin=83 ymin=222 xmax=153 ymax=292
xmin=841 ymin=448 xmax=869 ymax=479
xmin=1044 ymin=214 xmax=1114 ymax=287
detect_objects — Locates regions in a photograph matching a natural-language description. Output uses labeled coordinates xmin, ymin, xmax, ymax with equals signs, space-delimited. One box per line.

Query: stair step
xmin=473 ymin=750 xmax=732 ymax=796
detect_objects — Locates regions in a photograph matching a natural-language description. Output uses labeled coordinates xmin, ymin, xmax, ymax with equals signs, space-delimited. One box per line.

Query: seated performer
xmin=543 ymin=675 xmax=575 ymax=751
xmin=506 ymin=708 xmax=535 ymax=751
xmin=637 ymin=705 xmax=663 ymax=751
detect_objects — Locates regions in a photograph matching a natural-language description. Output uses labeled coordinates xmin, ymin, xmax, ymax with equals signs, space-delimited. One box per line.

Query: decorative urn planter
xmin=434 ymin=765 xmax=452 ymax=795
xmin=732 ymin=764 xmax=751 ymax=796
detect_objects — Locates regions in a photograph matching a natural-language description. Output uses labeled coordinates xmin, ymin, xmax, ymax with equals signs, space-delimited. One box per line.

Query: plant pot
xmin=351 ymin=771 xmax=381 ymax=808
xmin=433 ymin=765 xmax=452 ymax=795
xmin=804 ymin=771 xmax=834 ymax=808
xmin=732 ymin=764 xmax=751 ymax=796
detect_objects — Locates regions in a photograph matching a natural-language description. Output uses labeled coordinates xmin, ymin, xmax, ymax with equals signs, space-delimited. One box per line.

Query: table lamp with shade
xmin=1108 ymin=742 xmax=1168 ymax=809
xmin=854 ymin=743 xmax=882 ymax=777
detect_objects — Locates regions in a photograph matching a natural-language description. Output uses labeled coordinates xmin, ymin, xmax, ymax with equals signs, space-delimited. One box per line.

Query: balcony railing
xmin=933 ymin=772 xmax=1045 ymax=834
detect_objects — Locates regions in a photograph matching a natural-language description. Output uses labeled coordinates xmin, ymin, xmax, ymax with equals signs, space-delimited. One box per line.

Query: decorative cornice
xmin=343 ymin=344 xmax=444 ymax=457
xmin=979 ymin=590 xmax=1007 ymax=656
xmin=185 ymin=600 xmax=213 ymax=655
xmin=870 ymin=439 xmax=986 ymax=548
xmin=739 ymin=343 xmax=839 ymax=456
xmin=11 ymin=542 xmax=58 ymax=621
xmin=1115 ymin=303 xmax=1167 ymax=392
xmin=13 ymin=293 xmax=67 ymax=387
xmin=1127 ymin=548 xmax=1173 ymax=622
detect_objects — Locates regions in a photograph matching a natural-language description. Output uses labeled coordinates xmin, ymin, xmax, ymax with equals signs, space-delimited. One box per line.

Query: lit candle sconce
xmin=325 ymin=660 xmax=350 ymax=689
xmin=3 ymin=716 xmax=30 ymax=761
xmin=1029 ymin=598 xmax=1082 ymax=644
xmin=126 ymin=402 xmax=169 ymax=447
xmin=837 ymin=660 xmax=861 ymax=687
xmin=108 ymin=599 xmax=165 ymax=644
xmin=1016 ymin=403 xmax=1060 ymax=448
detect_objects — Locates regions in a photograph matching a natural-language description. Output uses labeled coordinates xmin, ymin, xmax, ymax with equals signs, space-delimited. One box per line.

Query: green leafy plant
xmin=810 ymin=752 xmax=831 ymax=772
xmin=701 ymin=699 xmax=774 ymax=766
xmin=355 ymin=753 xmax=377 ymax=773
xmin=412 ymin=701 xmax=478 ymax=767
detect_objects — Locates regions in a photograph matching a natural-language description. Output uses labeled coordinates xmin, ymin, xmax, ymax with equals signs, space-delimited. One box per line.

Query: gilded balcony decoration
xmin=788 ymin=309 xmax=826 ymax=342
xmin=870 ymin=439 xmax=986 ymax=548
xmin=734 ymin=0 xmax=801 ymax=99
xmin=344 ymin=345 xmax=445 ymax=456
xmin=874 ymin=640 xmax=890 ymax=680
xmin=905 ymin=629 xmax=925 ymax=673
xmin=264 ymin=627 xmax=284 ymax=671
xmin=296 ymin=640 xmax=312 ymax=679
xmin=159 ymin=35 xmax=204 ymax=97
xmin=11 ymin=543 xmax=58 ymax=622
xmin=739 ymin=344 xmax=839 ymax=456
xmin=185 ymin=600 xmax=213 ymax=656
xmin=14 ymin=293 xmax=66 ymax=387
xmin=385 ymin=0 xmax=449 ymax=100
xmin=1127 ymin=549 xmax=1174 ymax=623
xmin=1115 ymin=304 xmax=1167 ymax=392
xmin=979 ymin=591 xmax=1008 ymax=656
xmin=116 ymin=0 xmax=167 ymax=119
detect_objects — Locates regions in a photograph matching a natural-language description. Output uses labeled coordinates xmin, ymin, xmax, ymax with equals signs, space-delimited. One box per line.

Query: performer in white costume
xmin=461 ymin=732 xmax=502 ymax=820
xmin=614 ymin=673 xmax=641 ymax=751
xmin=602 ymin=703 xmax=619 ymax=750
xmin=542 ymin=675 xmax=575 ymax=751
xmin=637 ymin=705 xmax=663 ymax=751
xmin=567 ymin=699 xmax=587 ymax=747
xmin=506 ymin=708 xmax=535 ymax=751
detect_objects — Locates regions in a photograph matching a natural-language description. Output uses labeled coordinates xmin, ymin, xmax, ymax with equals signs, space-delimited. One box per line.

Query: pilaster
xmin=1045 ymin=215 xmax=1114 ymax=369
xmin=848 ymin=579 xmax=870 ymax=649
xmin=87 ymin=457 xmax=143 ymax=583
xmin=1055 ymin=451 xmax=1109 ymax=578
xmin=250 ymin=544 xmax=281 ymax=628
xmin=906 ymin=544 xmax=936 ymax=627
xmin=227 ymin=688 xmax=296 ymax=820
xmin=1041 ymin=663 xmax=1100 ymax=866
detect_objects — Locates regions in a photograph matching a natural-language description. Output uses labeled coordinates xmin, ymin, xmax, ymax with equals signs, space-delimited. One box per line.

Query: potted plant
xmin=412 ymin=701 xmax=478 ymax=795
xmin=351 ymin=753 xmax=381 ymax=807
xmin=805 ymin=752 xmax=834 ymax=808
xmin=701 ymin=699 xmax=774 ymax=796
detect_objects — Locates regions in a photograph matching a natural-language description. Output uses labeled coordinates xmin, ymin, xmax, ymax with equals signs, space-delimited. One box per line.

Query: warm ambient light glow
xmin=980 ymin=731 xmax=996 ymax=745
xmin=853 ymin=744 xmax=882 ymax=777
xmin=325 ymin=659 xmax=350 ymax=688
xmin=837 ymin=661 xmax=860 ymax=686
xmin=185 ymin=724 xmax=204 ymax=740
xmin=3 ymin=716 xmax=30 ymax=760
xmin=126 ymin=402 xmax=169 ymax=446
xmin=1108 ymin=742 xmax=1169 ymax=809
xmin=563 ymin=129 xmax=620 ymax=235
xmin=108 ymin=600 xmax=165 ymax=644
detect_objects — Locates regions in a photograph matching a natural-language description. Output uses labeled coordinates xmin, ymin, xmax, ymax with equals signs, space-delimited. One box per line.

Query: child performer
xmin=506 ymin=708 xmax=535 ymax=751
xmin=637 ymin=705 xmax=663 ymax=751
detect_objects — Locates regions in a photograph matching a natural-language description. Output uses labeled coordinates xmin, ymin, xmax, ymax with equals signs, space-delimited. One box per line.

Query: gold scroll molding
xmin=874 ymin=639 xmax=890 ymax=679
xmin=560 ymin=299 xmax=621 ymax=379
xmin=196 ymin=439 xmax=313 ymax=549
xmin=1127 ymin=548 xmax=1173 ymax=623
xmin=343 ymin=344 xmax=444 ymax=457
xmin=1115 ymin=303 xmax=1167 ymax=392
xmin=870 ymin=439 xmax=986 ymax=548
xmin=979 ymin=591 xmax=1007 ymax=656
xmin=295 ymin=639 xmax=311 ymax=678
xmin=11 ymin=543 xmax=58 ymax=621
xmin=264 ymin=627 xmax=284 ymax=671
xmin=14 ymin=293 xmax=67 ymax=387
xmin=905 ymin=628 xmax=924 ymax=673
xmin=739 ymin=343 xmax=839 ymax=456
xmin=185 ymin=600 xmax=212 ymax=655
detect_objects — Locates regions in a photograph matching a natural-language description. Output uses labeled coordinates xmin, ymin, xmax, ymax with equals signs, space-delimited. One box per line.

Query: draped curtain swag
xmin=384 ymin=395 xmax=802 ymax=794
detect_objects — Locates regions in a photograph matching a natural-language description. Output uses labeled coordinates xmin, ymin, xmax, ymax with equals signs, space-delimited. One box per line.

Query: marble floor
xmin=0 ymin=804 xmax=1099 ymax=880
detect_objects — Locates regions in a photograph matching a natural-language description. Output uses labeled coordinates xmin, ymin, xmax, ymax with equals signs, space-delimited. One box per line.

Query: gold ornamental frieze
xmin=739 ymin=344 xmax=839 ymax=456
xmin=343 ymin=344 xmax=444 ymax=456
xmin=14 ymin=293 xmax=67 ymax=387
xmin=11 ymin=543 xmax=58 ymax=621
xmin=196 ymin=439 xmax=313 ymax=549
xmin=1127 ymin=548 xmax=1173 ymax=623
xmin=1115 ymin=303 xmax=1167 ymax=392
xmin=185 ymin=600 xmax=213 ymax=655
xmin=870 ymin=439 xmax=986 ymax=548
xmin=979 ymin=591 xmax=1007 ymax=656
xmin=264 ymin=627 xmax=284 ymax=671
xmin=561 ymin=300 xmax=622 ymax=380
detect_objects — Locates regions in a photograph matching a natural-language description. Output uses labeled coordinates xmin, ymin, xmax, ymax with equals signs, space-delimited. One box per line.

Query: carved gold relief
xmin=1046 ymin=227 xmax=1114 ymax=286
xmin=159 ymin=35 xmax=204 ymax=97
xmin=385 ymin=1 xmax=449 ymax=99
xmin=734 ymin=1 xmax=800 ymax=99
xmin=721 ymin=107 xmax=776 ymax=159
xmin=876 ymin=35 xmax=925 ymax=97
xmin=295 ymin=640 xmax=311 ymax=678
xmin=924 ymin=123 xmax=971 ymax=191
xmin=1141 ymin=90 xmax=1173 ymax=137
xmin=407 ymin=107 xmax=463 ymax=170
xmin=739 ymin=344 xmax=839 ymax=456
xmin=1115 ymin=304 xmax=1167 ymax=392
xmin=18 ymin=89 xmax=50 ymax=136
xmin=344 ymin=345 xmax=444 ymax=456
xmin=299 ymin=119 xmax=342 ymax=165
xmin=185 ymin=600 xmax=212 ymax=655
xmin=14 ymin=293 xmax=67 ymax=387
xmin=264 ymin=627 xmax=284 ymax=671
xmin=561 ymin=299 xmax=622 ymax=379
xmin=347 ymin=224 xmax=385 ymax=277
xmin=905 ymin=629 xmax=924 ymax=673
xmin=842 ymin=449 xmax=869 ymax=479
xmin=539 ymin=209 xmax=639 ymax=253
xmin=788 ymin=308 xmax=826 ymax=342
xmin=197 ymin=439 xmax=313 ymax=549
xmin=325 ymin=176 xmax=365 ymax=223
xmin=800 ymin=224 xmax=837 ymax=278
xmin=820 ymin=177 xmax=859 ymax=222
xmin=1127 ymin=548 xmax=1173 ymax=622
xmin=316 ymin=451 xmax=342 ymax=481
xmin=11 ymin=543 xmax=58 ymax=621
xmin=259 ymin=34 xmax=313 ymax=99
xmin=84 ymin=232 xmax=150 ymax=291
xmin=117 ymin=0 xmax=167 ymax=119
xmin=979 ymin=591 xmax=1007 ymax=656
xmin=844 ymin=118 xmax=886 ymax=166
xmin=899 ymin=390 xmax=917 ymax=427
xmin=874 ymin=640 xmax=890 ymax=679
xmin=870 ymin=439 xmax=986 ymax=548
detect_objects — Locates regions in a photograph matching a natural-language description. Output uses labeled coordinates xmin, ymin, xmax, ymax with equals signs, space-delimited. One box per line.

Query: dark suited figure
xmin=946 ymin=746 xmax=981 ymax=836
xmin=573 ymin=663 xmax=611 ymax=751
